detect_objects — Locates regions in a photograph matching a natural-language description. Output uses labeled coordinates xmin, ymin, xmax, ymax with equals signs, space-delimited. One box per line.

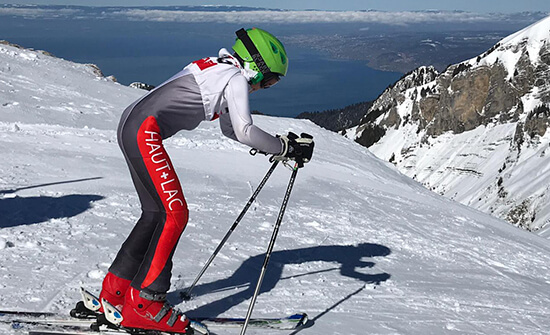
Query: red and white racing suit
xmin=109 ymin=48 xmax=283 ymax=295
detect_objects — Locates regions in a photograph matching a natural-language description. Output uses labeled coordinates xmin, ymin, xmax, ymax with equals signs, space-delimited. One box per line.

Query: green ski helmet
xmin=232 ymin=28 xmax=288 ymax=87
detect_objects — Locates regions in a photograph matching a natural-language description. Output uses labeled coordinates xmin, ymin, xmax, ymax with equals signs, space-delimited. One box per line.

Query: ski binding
xmin=70 ymin=288 xmax=101 ymax=319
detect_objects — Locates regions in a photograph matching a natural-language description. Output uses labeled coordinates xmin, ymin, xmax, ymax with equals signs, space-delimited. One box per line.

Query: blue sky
xmin=1 ymin=0 xmax=549 ymax=13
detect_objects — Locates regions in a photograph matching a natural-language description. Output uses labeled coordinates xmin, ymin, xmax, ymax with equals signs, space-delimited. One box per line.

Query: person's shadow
xmin=175 ymin=243 xmax=391 ymax=318
xmin=0 ymin=177 xmax=104 ymax=228
xmin=0 ymin=194 xmax=104 ymax=228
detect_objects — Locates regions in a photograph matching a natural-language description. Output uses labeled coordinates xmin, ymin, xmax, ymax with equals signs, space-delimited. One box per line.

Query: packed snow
xmin=1 ymin=42 xmax=550 ymax=335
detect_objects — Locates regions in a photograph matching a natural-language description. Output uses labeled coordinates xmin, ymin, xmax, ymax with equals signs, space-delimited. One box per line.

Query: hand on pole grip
xmin=272 ymin=132 xmax=314 ymax=168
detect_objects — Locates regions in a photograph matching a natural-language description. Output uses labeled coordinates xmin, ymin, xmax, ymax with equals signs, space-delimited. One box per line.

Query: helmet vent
xmin=270 ymin=41 xmax=279 ymax=54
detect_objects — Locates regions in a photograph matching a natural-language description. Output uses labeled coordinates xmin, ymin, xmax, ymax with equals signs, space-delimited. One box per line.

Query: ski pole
xmin=182 ymin=160 xmax=279 ymax=300
xmin=240 ymin=163 xmax=299 ymax=335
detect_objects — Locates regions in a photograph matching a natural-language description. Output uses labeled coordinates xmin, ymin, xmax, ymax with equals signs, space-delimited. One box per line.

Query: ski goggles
xmin=260 ymin=72 xmax=280 ymax=89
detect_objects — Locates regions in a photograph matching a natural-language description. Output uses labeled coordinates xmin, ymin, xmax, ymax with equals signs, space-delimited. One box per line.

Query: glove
xmin=272 ymin=132 xmax=315 ymax=168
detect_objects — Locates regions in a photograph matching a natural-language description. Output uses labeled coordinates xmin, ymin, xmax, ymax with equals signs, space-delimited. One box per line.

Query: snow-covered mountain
xmin=350 ymin=15 xmax=550 ymax=236
xmin=0 ymin=40 xmax=140 ymax=129
xmin=2 ymin=41 xmax=550 ymax=335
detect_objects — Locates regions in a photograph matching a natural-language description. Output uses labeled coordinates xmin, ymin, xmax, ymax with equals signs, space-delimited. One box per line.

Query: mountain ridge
xmin=349 ymin=15 xmax=550 ymax=235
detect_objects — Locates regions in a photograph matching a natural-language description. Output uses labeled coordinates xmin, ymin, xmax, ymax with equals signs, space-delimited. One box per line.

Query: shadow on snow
xmin=175 ymin=243 xmax=391 ymax=319
xmin=0 ymin=177 xmax=104 ymax=228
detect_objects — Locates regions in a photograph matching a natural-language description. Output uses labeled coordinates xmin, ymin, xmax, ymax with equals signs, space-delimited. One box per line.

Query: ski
xmin=27 ymin=331 xmax=193 ymax=335
xmin=27 ymin=328 xmax=189 ymax=335
xmin=196 ymin=313 xmax=308 ymax=330
xmin=3 ymin=310 xmax=307 ymax=332
xmin=27 ymin=330 xmax=126 ymax=335
xmin=26 ymin=321 xmax=209 ymax=335
xmin=4 ymin=315 xmax=94 ymax=331
xmin=0 ymin=309 xmax=58 ymax=318
xmin=2 ymin=311 xmax=208 ymax=335
xmin=9 ymin=318 xmax=208 ymax=335
xmin=27 ymin=331 xmax=200 ymax=335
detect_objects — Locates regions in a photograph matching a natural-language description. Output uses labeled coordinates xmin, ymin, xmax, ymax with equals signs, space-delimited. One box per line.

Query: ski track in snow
xmin=1 ymin=43 xmax=550 ymax=335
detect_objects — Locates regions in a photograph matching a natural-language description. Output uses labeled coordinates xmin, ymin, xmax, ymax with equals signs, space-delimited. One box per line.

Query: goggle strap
xmin=236 ymin=28 xmax=270 ymax=75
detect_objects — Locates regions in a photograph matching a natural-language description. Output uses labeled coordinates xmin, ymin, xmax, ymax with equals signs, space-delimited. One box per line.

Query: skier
xmin=97 ymin=28 xmax=314 ymax=334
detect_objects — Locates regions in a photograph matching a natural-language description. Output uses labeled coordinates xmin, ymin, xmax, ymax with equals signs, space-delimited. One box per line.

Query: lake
xmin=0 ymin=16 xmax=402 ymax=117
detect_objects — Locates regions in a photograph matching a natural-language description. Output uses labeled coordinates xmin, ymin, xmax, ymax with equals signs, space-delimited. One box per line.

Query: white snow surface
xmin=468 ymin=15 xmax=550 ymax=72
xmin=1 ymin=43 xmax=550 ymax=335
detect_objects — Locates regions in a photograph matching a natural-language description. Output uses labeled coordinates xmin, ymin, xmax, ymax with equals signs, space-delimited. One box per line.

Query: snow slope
xmin=0 ymin=40 xmax=140 ymax=129
xmin=1 ymin=42 xmax=550 ymax=335
xmin=467 ymin=14 xmax=550 ymax=75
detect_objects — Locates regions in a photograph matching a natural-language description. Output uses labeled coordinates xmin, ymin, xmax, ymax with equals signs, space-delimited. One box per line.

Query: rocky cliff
xmin=350 ymin=15 xmax=550 ymax=235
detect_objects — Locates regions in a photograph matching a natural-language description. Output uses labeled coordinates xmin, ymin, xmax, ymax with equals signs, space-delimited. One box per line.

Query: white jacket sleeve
xmin=221 ymin=75 xmax=283 ymax=155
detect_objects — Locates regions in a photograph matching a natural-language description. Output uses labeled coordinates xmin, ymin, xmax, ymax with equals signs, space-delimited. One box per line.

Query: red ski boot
xmin=121 ymin=287 xmax=191 ymax=333
xmin=99 ymin=272 xmax=131 ymax=312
